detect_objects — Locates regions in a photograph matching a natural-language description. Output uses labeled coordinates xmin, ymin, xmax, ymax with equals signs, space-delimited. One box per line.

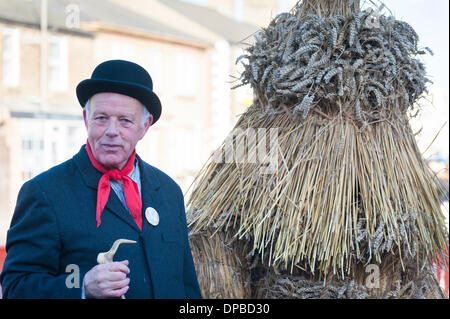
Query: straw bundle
xmin=255 ymin=264 xmax=447 ymax=299
xmin=187 ymin=0 xmax=448 ymax=298
xmin=189 ymin=231 xmax=251 ymax=298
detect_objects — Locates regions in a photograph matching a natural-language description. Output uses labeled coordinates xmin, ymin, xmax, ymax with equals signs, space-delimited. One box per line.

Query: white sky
xmin=380 ymin=0 xmax=449 ymax=159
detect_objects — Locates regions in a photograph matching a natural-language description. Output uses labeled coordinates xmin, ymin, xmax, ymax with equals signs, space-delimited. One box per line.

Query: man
xmin=0 ymin=60 xmax=202 ymax=299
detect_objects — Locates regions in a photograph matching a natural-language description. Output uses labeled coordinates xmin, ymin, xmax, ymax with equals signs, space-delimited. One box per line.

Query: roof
xmin=0 ymin=0 xmax=92 ymax=36
xmin=73 ymin=0 xmax=206 ymax=43
xmin=0 ymin=0 xmax=207 ymax=44
xmin=158 ymin=0 xmax=259 ymax=44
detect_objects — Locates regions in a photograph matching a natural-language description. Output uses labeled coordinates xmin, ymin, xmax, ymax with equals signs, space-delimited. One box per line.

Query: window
xmin=48 ymin=36 xmax=68 ymax=92
xmin=2 ymin=28 xmax=20 ymax=87
xmin=22 ymin=138 xmax=44 ymax=152
xmin=21 ymin=136 xmax=44 ymax=181
xmin=22 ymin=139 xmax=33 ymax=151
xmin=110 ymin=41 xmax=136 ymax=61
xmin=175 ymin=52 xmax=197 ymax=97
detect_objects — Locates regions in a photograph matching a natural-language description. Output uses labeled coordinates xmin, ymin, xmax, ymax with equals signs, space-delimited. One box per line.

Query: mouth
xmin=101 ymin=144 xmax=122 ymax=151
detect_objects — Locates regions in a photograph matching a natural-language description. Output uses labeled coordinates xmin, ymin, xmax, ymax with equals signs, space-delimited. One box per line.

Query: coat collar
xmin=73 ymin=145 xmax=101 ymax=189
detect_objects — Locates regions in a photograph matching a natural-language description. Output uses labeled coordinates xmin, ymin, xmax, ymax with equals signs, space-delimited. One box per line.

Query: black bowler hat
xmin=76 ymin=59 xmax=162 ymax=124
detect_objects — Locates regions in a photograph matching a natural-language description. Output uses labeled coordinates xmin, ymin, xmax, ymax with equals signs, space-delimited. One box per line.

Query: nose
xmin=105 ymin=118 xmax=120 ymax=137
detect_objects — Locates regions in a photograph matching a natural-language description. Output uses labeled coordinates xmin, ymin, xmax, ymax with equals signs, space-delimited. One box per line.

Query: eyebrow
xmin=92 ymin=111 xmax=136 ymax=118
xmin=92 ymin=110 xmax=108 ymax=115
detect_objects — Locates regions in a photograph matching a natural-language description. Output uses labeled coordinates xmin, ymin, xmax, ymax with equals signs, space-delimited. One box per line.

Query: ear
xmin=139 ymin=114 xmax=153 ymax=140
xmin=83 ymin=109 xmax=89 ymax=130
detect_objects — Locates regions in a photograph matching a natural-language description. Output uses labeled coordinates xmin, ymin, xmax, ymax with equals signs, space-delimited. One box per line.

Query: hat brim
xmin=76 ymin=78 xmax=162 ymax=124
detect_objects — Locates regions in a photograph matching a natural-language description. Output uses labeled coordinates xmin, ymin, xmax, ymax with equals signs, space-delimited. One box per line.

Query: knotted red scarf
xmin=86 ymin=140 xmax=142 ymax=230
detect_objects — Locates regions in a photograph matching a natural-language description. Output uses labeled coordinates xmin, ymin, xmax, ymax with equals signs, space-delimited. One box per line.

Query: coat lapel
xmin=73 ymin=145 xmax=101 ymax=190
xmin=137 ymin=155 xmax=162 ymax=223
xmin=104 ymin=190 xmax=141 ymax=232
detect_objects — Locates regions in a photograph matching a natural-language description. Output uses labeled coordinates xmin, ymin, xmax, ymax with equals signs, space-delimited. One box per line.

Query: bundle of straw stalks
xmin=187 ymin=0 xmax=448 ymax=299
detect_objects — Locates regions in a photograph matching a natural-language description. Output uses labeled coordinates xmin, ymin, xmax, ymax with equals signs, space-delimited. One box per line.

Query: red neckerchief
xmin=86 ymin=140 xmax=142 ymax=230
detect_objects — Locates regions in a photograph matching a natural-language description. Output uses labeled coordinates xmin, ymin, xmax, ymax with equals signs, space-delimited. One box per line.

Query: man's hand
xmin=83 ymin=260 xmax=130 ymax=299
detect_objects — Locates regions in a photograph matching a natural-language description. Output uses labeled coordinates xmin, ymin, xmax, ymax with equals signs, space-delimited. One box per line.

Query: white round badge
xmin=145 ymin=207 xmax=159 ymax=226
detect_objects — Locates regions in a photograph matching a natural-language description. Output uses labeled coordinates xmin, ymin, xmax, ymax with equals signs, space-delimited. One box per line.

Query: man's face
xmin=84 ymin=92 xmax=151 ymax=170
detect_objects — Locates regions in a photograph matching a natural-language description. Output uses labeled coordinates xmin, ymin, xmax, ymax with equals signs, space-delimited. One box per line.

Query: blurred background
xmin=0 ymin=0 xmax=448 ymax=291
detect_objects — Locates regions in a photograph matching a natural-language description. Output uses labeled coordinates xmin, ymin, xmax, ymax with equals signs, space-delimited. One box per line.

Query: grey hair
xmin=83 ymin=99 xmax=152 ymax=128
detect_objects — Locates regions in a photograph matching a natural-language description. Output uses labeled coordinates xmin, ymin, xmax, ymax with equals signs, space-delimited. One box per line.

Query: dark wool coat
xmin=0 ymin=145 xmax=202 ymax=299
